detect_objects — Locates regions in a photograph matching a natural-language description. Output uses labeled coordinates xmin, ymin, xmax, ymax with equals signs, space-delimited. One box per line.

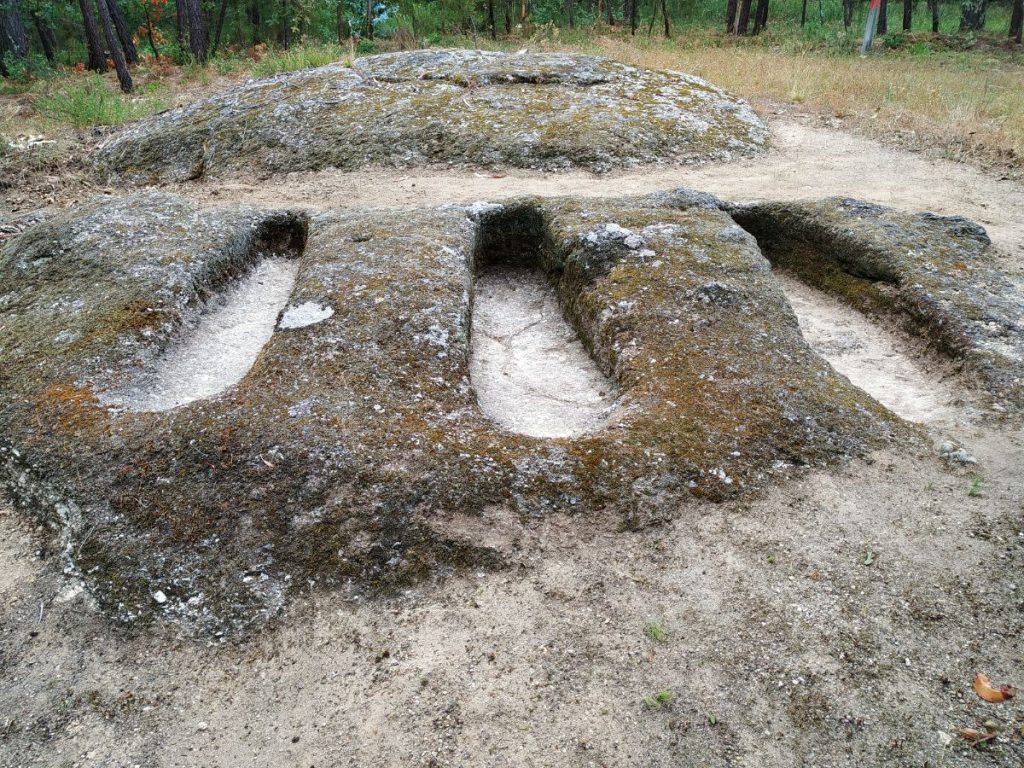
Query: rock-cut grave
xmin=2 ymin=50 xmax=1022 ymax=638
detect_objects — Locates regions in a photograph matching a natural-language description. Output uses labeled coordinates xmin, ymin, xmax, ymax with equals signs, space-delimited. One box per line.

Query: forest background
xmin=1 ymin=0 xmax=1022 ymax=185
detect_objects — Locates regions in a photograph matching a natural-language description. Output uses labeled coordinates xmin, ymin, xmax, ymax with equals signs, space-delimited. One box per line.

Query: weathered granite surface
xmin=728 ymin=198 xmax=1024 ymax=412
xmin=94 ymin=49 xmax=768 ymax=182
xmin=0 ymin=190 xmax=920 ymax=637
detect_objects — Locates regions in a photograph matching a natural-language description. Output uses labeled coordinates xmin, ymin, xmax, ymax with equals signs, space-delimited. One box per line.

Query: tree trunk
xmin=753 ymin=0 xmax=769 ymax=34
xmin=959 ymin=0 xmax=987 ymax=31
xmin=735 ymin=0 xmax=752 ymax=34
xmin=800 ymin=0 xmax=807 ymax=26
xmin=928 ymin=0 xmax=939 ymax=31
xmin=175 ymin=0 xmax=184 ymax=45
xmin=902 ymin=0 xmax=912 ymax=31
xmin=843 ymin=0 xmax=854 ymax=28
xmin=365 ymin=0 xmax=373 ymax=38
xmin=95 ymin=0 xmax=132 ymax=92
xmin=336 ymin=0 xmax=349 ymax=43
xmin=726 ymin=0 xmax=738 ymax=32
xmin=629 ymin=0 xmax=636 ymax=35
xmin=488 ymin=0 xmax=496 ymax=36
xmin=186 ymin=0 xmax=207 ymax=60
xmin=183 ymin=0 xmax=208 ymax=60
xmin=247 ymin=0 xmax=261 ymax=43
xmin=30 ymin=11 xmax=56 ymax=63
xmin=279 ymin=0 xmax=290 ymax=47
xmin=0 ymin=0 xmax=29 ymax=75
xmin=564 ymin=0 xmax=572 ymax=28
xmin=142 ymin=5 xmax=160 ymax=54
xmin=77 ymin=0 xmax=108 ymax=71
xmin=212 ymin=0 xmax=228 ymax=54
xmin=1009 ymin=0 xmax=1023 ymax=41
xmin=504 ymin=0 xmax=511 ymax=33
xmin=877 ymin=0 xmax=888 ymax=34
xmin=606 ymin=0 xmax=613 ymax=25
xmin=660 ymin=0 xmax=669 ymax=37
xmin=107 ymin=0 xmax=138 ymax=64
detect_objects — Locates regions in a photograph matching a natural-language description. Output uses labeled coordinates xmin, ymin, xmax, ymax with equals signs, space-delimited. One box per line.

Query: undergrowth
xmin=34 ymin=75 xmax=169 ymax=129
xmin=250 ymin=43 xmax=353 ymax=76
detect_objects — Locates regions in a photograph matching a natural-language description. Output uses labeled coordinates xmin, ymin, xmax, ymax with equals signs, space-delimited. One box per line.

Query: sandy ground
xmin=185 ymin=115 xmax=1024 ymax=272
xmin=2 ymin=114 xmax=1024 ymax=767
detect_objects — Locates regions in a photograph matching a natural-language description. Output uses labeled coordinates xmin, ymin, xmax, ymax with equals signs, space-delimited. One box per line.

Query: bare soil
xmin=2 ymin=114 xmax=1023 ymax=767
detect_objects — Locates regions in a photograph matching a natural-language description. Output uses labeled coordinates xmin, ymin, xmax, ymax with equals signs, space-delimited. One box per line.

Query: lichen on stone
xmin=94 ymin=49 xmax=768 ymax=183
xmin=1 ymin=189 xmax=920 ymax=639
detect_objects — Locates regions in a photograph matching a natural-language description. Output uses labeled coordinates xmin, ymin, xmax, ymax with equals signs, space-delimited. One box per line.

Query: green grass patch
xmin=643 ymin=620 xmax=668 ymax=643
xmin=642 ymin=689 xmax=674 ymax=710
xmin=251 ymin=44 xmax=351 ymax=77
xmin=34 ymin=76 xmax=169 ymax=129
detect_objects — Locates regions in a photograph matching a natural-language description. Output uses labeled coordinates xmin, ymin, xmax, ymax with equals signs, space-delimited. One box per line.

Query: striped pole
xmin=861 ymin=0 xmax=882 ymax=54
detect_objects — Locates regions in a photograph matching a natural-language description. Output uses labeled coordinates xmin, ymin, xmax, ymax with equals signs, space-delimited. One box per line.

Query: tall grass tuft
xmin=251 ymin=44 xmax=350 ymax=77
xmin=35 ymin=75 xmax=169 ymax=128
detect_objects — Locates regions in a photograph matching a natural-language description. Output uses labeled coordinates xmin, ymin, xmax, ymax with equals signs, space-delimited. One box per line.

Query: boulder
xmin=95 ymin=49 xmax=768 ymax=182
xmin=0 ymin=190 xmax=906 ymax=637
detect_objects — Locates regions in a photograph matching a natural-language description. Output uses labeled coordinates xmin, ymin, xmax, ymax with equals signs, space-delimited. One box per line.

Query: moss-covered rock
xmin=94 ymin=49 xmax=767 ymax=183
xmin=1 ymin=190 xmax=909 ymax=638
xmin=728 ymin=198 xmax=1024 ymax=412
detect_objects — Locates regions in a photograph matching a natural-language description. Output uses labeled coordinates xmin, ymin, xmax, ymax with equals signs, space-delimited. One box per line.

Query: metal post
xmin=861 ymin=0 xmax=881 ymax=54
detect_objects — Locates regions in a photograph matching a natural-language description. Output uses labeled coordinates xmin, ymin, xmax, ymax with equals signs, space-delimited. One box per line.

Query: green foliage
xmin=968 ymin=477 xmax=984 ymax=497
xmin=643 ymin=620 xmax=668 ymax=643
xmin=3 ymin=0 xmax=1023 ymax=84
xmin=35 ymin=76 xmax=168 ymax=128
xmin=182 ymin=61 xmax=212 ymax=85
xmin=212 ymin=54 xmax=249 ymax=75
xmin=642 ymin=689 xmax=674 ymax=709
xmin=882 ymin=32 xmax=907 ymax=50
xmin=1 ymin=52 xmax=55 ymax=85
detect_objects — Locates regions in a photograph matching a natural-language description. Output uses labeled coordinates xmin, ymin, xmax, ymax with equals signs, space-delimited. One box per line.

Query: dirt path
xmin=188 ymin=116 xmax=1024 ymax=270
xmin=2 ymin=118 xmax=1023 ymax=767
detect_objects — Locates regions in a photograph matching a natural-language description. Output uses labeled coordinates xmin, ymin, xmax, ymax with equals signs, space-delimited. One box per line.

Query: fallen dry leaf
xmin=959 ymin=727 xmax=996 ymax=745
xmin=973 ymin=673 xmax=1016 ymax=703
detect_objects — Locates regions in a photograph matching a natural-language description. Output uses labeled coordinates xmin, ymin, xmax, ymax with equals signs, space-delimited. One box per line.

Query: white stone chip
xmin=278 ymin=301 xmax=335 ymax=330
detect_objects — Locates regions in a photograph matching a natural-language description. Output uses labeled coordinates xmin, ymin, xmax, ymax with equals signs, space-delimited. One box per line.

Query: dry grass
xmin=571 ymin=36 xmax=1024 ymax=173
